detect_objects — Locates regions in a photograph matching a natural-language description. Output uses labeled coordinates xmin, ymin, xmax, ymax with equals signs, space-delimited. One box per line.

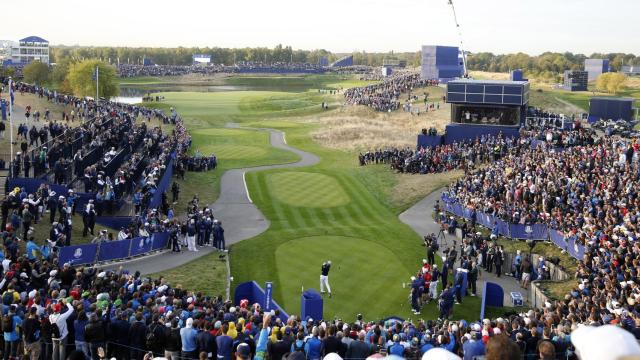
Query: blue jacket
xmin=181 ymin=327 xmax=198 ymax=352
xmin=74 ymin=319 xmax=87 ymax=342
xmin=305 ymin=336 xmax=322 ymax=360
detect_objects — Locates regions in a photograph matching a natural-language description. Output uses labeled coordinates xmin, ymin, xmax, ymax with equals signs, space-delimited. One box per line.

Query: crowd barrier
xmin=58 ymin=232 xmax=170 ymax=267
xmin=149 ymin=156 xmax=175 ymax=210
xmin=441 ymin=194 xmax=586 ymax=260
xmin=417 ymin=134 xmax=444 ymax=149
xmin=234 ymin=281 xmax=290 ymax=322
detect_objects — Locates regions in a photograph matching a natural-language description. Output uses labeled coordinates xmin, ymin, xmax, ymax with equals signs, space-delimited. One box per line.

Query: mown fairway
xmin=137 ymin=74 xmax=482 ymax=320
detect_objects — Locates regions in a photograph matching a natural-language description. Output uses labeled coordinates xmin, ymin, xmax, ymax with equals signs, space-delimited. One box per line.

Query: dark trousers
xmin=469 ymin=279 xmax=477 ymax=295
xmin=496 ymin=264 xmax=502 ymax=277
xmin=182 ymin=350 xmax=198 ymax=359
xmin=3 ymin=340 xmax=18 ymax=360
xmin=455 ymin=286 xmax=462 ymax=303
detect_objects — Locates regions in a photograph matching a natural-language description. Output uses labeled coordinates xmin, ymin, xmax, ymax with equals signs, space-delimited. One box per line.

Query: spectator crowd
xmin=344 ymin=74 xmax=438 ymax=112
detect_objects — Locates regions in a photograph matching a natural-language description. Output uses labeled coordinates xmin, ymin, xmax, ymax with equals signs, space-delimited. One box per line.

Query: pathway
xmin=104 ymin=125 xmax=319 ymax=274
xmin=399 ymin=189 xmax=528 ymax=308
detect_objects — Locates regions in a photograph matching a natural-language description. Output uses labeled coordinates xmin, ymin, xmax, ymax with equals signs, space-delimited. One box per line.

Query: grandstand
xmin=330 ymin=55 xmax=353 ymax=67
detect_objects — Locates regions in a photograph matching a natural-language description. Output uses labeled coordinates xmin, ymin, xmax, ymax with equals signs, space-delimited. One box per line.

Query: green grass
xmin=171 ymin=127 xmax=299 ymax=208
xmin=147 ymin=250 xmax=229 ymax=297
xmin=269 ymin=172 xmax=351 ymax=208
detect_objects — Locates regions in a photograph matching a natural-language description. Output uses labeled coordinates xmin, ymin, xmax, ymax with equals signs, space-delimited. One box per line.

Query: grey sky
xmin=4 ymin=0 xmax=638 ymax=55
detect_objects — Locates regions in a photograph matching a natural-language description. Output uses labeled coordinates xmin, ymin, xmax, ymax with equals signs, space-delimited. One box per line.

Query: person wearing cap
xmin=387 ymin=334 xmax=405 ymax=356
xmin=320 ymin=261 xmax=332 ymax=297
xmin=49 ymin=298 xmax=74 ymax=360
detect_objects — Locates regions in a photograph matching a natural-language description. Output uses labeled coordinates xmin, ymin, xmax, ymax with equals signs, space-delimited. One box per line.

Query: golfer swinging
xmin=320 ymin=260 xmax=332 ymax=297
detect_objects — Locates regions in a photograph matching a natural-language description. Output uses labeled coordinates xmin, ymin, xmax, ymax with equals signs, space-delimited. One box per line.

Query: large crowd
xmin=2 ymin=71 xmax=640 ymax=360
xmin=117 ymin=62 xmax=327 ymax=78
xmin=344 ymin=74 xmax=438 ymax=112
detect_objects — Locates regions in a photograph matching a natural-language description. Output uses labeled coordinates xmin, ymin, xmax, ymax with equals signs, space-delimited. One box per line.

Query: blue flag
xmin=9 ymin=86 xmax=14 ymax=104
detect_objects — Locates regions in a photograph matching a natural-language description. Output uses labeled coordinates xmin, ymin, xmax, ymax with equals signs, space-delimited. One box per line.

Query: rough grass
xmin=310 ymin=105 xmax=449 ymax=151
xmin=147 ymin=250 xmax=229 ymax=297
xmin=537 ymin=280 xmax=576 ymax=301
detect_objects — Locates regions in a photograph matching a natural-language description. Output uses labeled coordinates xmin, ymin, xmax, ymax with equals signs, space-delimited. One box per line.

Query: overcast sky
xmin=4 ymin=0 xmax=638 ymax=55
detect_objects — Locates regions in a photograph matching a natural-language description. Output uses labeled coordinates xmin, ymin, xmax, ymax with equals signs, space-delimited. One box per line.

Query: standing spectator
xmin=50 ymin=300 xmax=74 ymax=360
xmin=74 ymin=310 xmax=90 ymax=358
xmin=181 ymin=318 xmax=198 ymax=359
xmin=22 ymin=306 xmax=41 ymax=360
xmin=85 ymin=312 xmax=106 ymax=360
xmin=3 ymin=304 xmax=22 ymax=360
xmin=216 ymin=323 xmax=233 ymax=360
xmin=128 ymin=312 xmax=148 ymax=360
xmin=164 ymin=318 xmax=182 ymax=360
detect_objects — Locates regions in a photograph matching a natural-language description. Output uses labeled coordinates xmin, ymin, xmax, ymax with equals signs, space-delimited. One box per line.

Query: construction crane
xmin=448 ymin=0 xmax=468 ymax=77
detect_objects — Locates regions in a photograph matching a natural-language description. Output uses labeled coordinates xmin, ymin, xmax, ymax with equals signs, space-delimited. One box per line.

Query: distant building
xmin=330 ymin=55 xmax=353 ymax=67
xmin=621 ymin=65 xmax=640 ymax=75
xmin=421 ymin=45 xmax=462 ymax=82
xmin=584 ymin=59 xmax=609 ymax=81
xmin=192 ymin=54 xmax=212 ymax=65
xmin=10 ymin=36 xmax=49 ymax=64
xmin=563 ymin=70 xmax=588 ymax=91
xmin=589 ymin=97 xmax=635 ymax=122
xmin=382 ymin=58 xmax=407 ymax=68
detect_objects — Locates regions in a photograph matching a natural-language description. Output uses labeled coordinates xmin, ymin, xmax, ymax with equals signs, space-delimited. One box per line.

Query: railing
xmin=58 ymin=232 xmax=170 ymax=267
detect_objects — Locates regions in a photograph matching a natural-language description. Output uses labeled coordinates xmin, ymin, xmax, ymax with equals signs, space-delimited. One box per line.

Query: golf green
xmin=268 ymin=172 xmax=350 ymax=208
xmin=275 ymin=236 xmax=410 ymax=319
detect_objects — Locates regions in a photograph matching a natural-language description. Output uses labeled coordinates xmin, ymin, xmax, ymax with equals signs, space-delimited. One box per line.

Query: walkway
xmin=104 ymin=125 xmax=319 ymax=274
xmin=399 ymin=189 xmax=528 ymax=307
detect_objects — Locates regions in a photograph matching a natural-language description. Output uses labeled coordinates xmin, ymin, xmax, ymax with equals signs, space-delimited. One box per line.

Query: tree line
xmin=466 ymin=52 xmax=640 ymax=79
xmin=49 ymin=45 xmax=423 ymax=67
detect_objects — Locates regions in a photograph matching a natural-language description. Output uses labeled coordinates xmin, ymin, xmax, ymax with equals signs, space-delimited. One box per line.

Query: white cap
xmin=421 ymin=348 xmax=461 ymax=360
xmin=323 ymin=353 xmax=343 ymax=360
xmin=571 ymin=325 xmax=640 ymax=360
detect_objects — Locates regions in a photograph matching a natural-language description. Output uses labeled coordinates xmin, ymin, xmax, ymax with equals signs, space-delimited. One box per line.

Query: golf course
xmin=132 ymin=72 xmax=640 ymax=320
xmin=123 ymin=73 xmax=482 ymax=321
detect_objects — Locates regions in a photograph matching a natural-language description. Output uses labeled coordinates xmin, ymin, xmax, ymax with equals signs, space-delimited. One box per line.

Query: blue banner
xmin=97 ymin=239 xmax=131 ymax=262
xmin=151 ymin=232 xmax=170 ymax=251
xmin=495 ymin=219 xmax=510 ymax=237
xmin=265 ymin=282 xmax=273 ymax=311
xmin=567 ymin=235 xmax=586 ymax=260
xmin=1 ymin=100 xmax=6 ymax=121
xmin=509 ymin=223 xmax=549 ymax=240
xmin=129 ymin=236 xmax=153 ymax=257
xmin=59 ymin=244 xmax=98 ymax=267
xmin=477 ymin=212 xmax=495 ymax=229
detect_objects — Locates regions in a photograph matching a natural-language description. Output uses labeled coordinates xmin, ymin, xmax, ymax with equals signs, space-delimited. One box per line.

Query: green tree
xmin=596 ymin=73 xmax=628 ymax=94
xmin=48 ymin=58 xmax=76 ymax=88
xmin=23 ymin=61 xmax=50 ymax=85
xmin=67 ymin=60 xmax=118 ymax=98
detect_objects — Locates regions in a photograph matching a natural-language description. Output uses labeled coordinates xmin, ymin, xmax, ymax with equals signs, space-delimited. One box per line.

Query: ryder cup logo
xmin=138 ymin=239 xmax=145 ymax=248
xmin=574 ymin=241 xmax=580 ymax=254
xmin=525 ymin=225 xmax=533 ymax=238
xmin=74 ymin=248 xmax=83 ymax=259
